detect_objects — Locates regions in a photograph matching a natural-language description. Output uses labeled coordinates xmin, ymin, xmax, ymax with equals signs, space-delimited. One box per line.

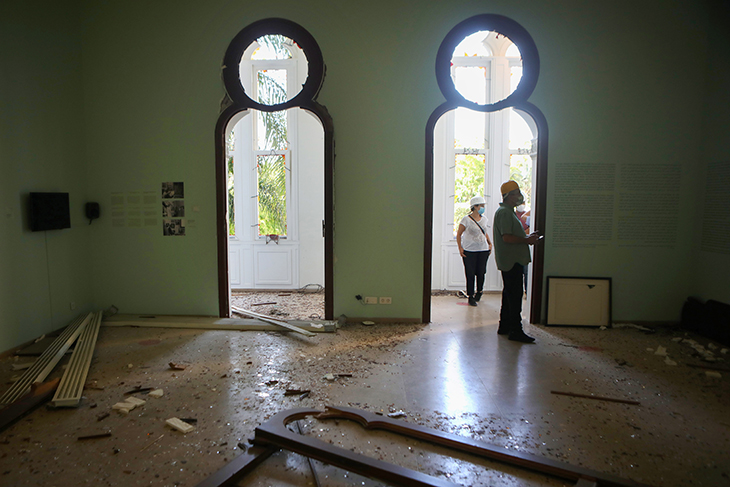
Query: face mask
xmin=516 ymin=205 xmax=525 ymax=212
xmin=478 ymin=207 xmax=485 ymax=215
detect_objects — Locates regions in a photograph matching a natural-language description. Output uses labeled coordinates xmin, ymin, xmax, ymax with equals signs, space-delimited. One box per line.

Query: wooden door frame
xmin=215 ymin=18 xmax=334 ymax=319
xmin=423 ymin=14 xmax=548 ymax=324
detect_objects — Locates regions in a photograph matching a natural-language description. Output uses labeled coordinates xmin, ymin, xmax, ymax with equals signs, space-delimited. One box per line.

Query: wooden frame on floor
xmin=196 ymin=406 xmax=654 ymax=487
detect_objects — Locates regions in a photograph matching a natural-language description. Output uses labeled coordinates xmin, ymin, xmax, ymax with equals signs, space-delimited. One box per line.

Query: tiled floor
xmin=0 ymin=294 xmax=728 ymax=486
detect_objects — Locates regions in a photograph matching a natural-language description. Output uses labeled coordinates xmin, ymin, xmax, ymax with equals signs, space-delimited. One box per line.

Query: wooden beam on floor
xmin=550 ymin=390 xmax=641 ymax=406
xmin=253 ymin=406 xmax=654 ymax=487
xmin=231 ymin=306 xmax=316 ymax=337
xmin=0 ymin=313 xmax=92 ymax=407
xmin=193 ymin=444 xmax=278 ymax=487
xmin=0 ymin=378 xmax=60 ymax=433
xmin=52 ymin=311 xmax=103 ymax=407
xmin=102 ymin=314 xmax=334 ymax=333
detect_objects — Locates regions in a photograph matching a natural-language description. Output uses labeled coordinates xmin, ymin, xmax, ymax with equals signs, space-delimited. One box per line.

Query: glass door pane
xmin=453 ymin=153 xmax=486 ymax=235
xmin=256 ymin=154 xmax=287 ymax=236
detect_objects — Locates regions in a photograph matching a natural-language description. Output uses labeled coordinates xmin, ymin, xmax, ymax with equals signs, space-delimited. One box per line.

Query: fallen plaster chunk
xmin=664 ymin=358 xmax=677 ymax=366
xmin=705 ymin=371 xmax=722 ymax=379
xmin=323 ymin=373 xmax=336 ymax=381
xmin=722 ymin=349 xmax=728 ymax=354
xmin=310 ymin=323 xmax=324 ymax=329
xmin=672 ymin=337 xmax=683 ymax=342
xmin=127 ymin=364 xmax=133 ymax=369
xmin=654 ymin=346 xmax=668 ymax=356
xmin=112 ymin=402 xmax=133 ymax=414
xmin=708 ymin=343 xmax=718 ymax=350
xmin=125 ymin=396 xmax=146 ymax=407
xmin=646 ymin=348 xmax=654 ymax=352
xmin=166 ymin=417 xmax=194 ymax=433
xmin=599 ymin=326 xmax=607 ymax=330
xmin=362 ymin=321 xmax=375 ymax=326
xmin=148 ymin=389 xmax=164 ymax=398
xmin=388 ymin=411 xmax=406 ymax=418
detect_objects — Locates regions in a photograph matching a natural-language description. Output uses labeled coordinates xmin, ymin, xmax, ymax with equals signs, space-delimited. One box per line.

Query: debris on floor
xmin=0 ymin=294 xmax=728 ymax=487
xmin=166 ymin=417 xmax=194 ymax=433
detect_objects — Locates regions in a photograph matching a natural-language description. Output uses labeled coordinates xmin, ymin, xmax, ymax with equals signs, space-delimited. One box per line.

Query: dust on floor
xmin=0 ymin=295 xmax=728 ymax=486
xmin=231 ymin=290 xmax=325 ymax=321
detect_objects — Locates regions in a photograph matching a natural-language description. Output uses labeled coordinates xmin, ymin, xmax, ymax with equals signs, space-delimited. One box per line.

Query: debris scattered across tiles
xmin=0 ymin=294 xmax=728 ymax=486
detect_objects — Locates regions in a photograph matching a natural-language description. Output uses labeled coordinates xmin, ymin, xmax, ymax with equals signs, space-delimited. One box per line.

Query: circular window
xmin=239 ymin=35 xmax=309 ymax=106
xmin=222 ymin=18 xmax=324 ymax=111
xmin=450 ymin=30 xmax=522 ymax=105
xmin=436 ymin=15 xmax=539 ymax=111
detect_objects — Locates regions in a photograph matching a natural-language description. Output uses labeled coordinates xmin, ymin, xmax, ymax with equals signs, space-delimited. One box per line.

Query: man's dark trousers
xmin=499 ymin=263 xmax=524 ymax=335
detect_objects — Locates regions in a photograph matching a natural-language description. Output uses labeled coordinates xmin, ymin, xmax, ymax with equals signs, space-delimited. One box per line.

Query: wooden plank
xmin=0 ymin=313 xmax=92 ymax=407
xmin=102 ymin=314 xmax=334 ymax=333
xmin=550 ymin=391 xmax=640 ymax=406
xmin=231 ymin=306 xmax=315 ymax=337
xmin=0 ymin=378 xmax=60 ymax=433
xmin=52 ymin=312 xmax=103 ymax=407
xmin=194 ymin=445 xmax=278 ymax=487
xmin=256 ymin=407 xmax=654 ymax=487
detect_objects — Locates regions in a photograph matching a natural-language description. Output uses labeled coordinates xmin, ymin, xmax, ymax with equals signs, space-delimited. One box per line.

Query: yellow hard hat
xmin=500 ymin=180 xmax=519 ymax=196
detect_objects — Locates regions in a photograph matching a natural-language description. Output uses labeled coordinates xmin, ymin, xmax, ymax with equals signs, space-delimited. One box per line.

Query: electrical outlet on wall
xmin=364 ymin=296 xmax=378 ymax=304
xmin=379 ymin=297 xmax=392 ymax=304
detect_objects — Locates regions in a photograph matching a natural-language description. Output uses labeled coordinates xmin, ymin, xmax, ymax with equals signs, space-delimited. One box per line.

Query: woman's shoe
xmin=475 ymin=292 xmax=482 ymax=302
xmin=468 ymin=296 xmax=478 ymax=306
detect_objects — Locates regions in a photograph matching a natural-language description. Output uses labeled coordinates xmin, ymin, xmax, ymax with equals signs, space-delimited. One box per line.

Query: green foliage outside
xmin=227 ymin=35 xmax=290 ymax=237
xmin=509 ymin=154 xmax=532 ymax=208
xmin=453 ymin=154 xmax=485 ymax=234
xmin=226 ymin=131 xmax=235 ymax=235
xmin=257 ymin=155 xmax=287 ymax=236
xmin=255 ymin=35 xmax=289 ymax=236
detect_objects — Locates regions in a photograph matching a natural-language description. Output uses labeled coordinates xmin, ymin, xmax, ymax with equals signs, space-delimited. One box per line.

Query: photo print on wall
xmin=162 ymin=182 xmax=185 ymax=236
xmin=162 ymin=200 xmax=185 ymax=218
xmin=162 ymin=181 xmax=184 ymax=199
xmin=163 ymin=219 xmax=185 ymax=236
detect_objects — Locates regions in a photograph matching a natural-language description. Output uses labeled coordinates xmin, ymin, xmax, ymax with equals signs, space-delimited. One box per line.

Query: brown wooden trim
xmin=193 ymin=444 xmax=278 ymax=487
xmin=516 ymin=101 xmax=549 ymax=324
xmin=0 ymin=378 xmax=60 ymax=433
xmin=251 ymin=406 xmax=654 ymax=487
xmin=344 ymin=317 xmax=423 ymax=325
xmin=216 ymin=19 xmax=333 ymax=320
xmin=425 ymin=15 xmax=548 ymax=325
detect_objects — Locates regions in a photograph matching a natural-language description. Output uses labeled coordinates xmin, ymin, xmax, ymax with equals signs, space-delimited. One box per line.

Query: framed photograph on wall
xmin=546 ymin=277 xmax=612 ymax=327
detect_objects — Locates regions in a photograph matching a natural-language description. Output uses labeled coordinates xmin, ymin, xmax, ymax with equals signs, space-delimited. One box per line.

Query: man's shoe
xmin=468 ymin=296 xmax=478 ymax=306
xmin=497 ymin=323 xmax=509 ymax=335
xmin=508 ymin=332 xmax=535 ymax=343
xmin=474 ymin=292 xmax=482 ymax=302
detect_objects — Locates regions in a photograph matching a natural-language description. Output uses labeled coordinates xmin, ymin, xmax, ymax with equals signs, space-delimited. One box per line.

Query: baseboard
xmin=345 ymin=317 xmax=423 ymax=325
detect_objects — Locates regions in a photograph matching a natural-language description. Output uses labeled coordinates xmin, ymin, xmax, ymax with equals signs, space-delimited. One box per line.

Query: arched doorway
xmin=215 ymin=18 xmax=334 ymax=319
xmin=423 ymin=14 xmax=548 ymax=324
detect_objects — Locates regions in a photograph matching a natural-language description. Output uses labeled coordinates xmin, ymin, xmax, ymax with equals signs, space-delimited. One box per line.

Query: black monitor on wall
xmin=29 ymin=192 xmax=71 ymax=231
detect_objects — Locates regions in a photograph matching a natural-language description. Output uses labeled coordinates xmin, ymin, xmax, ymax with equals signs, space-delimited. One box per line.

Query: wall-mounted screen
xmin=29 ymin=192 xmax=71 ymax=231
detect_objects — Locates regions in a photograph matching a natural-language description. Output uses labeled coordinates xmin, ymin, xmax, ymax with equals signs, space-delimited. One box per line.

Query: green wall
xmin=0 ymin=2 xmax=92 ymax=352
xmin=1 ymin=0 xmax=724 ymax=351
xmin=691 ymin=0 xmax=730 ymax=303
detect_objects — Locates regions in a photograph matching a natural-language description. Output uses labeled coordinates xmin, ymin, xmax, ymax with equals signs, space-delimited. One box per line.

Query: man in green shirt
xmin=493 ymin=180 xmax=541 ymax=343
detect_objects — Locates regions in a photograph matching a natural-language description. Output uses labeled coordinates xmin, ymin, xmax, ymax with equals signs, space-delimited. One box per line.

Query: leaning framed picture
xmin=546 ymin=277 xmax=612 ymax=327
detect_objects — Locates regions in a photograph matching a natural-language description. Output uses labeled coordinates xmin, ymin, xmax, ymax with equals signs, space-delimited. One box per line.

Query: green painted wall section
xmin=1 ymin=0 xmax=725 ymax=351
xmin=691 ymin=1 xmax=730 ymax=303
xmin=0 ymin=2 xmax=92 ymax=352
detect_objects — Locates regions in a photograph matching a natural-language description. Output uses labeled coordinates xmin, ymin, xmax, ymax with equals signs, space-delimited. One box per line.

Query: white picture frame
xmin=546 ymin=277 xmax=612 ymax=327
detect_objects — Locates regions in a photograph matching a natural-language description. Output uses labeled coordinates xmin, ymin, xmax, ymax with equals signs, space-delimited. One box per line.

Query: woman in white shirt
xmin=456 ymin=196 xmax=493 ymax=306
